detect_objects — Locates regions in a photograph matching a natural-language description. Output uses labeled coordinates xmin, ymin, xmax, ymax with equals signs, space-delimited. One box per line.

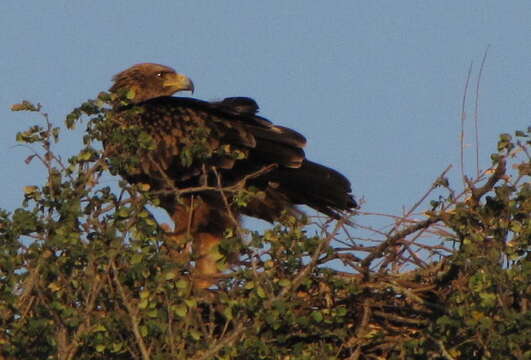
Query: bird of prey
xmin=106 ymin=63 xmax=356 ymax=287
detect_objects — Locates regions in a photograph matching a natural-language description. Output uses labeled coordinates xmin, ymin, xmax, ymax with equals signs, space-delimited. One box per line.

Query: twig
xmin=359 ymin=165 xmax=452 ymax=278
xmin=111 ymin=260 xmax=151 ymax=360
xmin=212 ymin=167 xmax=240 ymax=229
xmin=474 ymin=45 xmax=490 ymax=178
xmin=177 ymin=164 xmax=278 ymax=197
xmin=465 ymin=158 xmax=506 ymax=206
xmin=404 ymin=165 xmax=451 ymax=220
xmin=372 ymin=310 xmax=429 ymax=326
xmin=360 ymin=216 xmax=442 ymax=279
xmin=278 ymin=217 xmax=347 ymax=298
xmin=431 ymin=337 xmax=457 ymax=360
xmin=460 ymin=62 xmax=474 ymax=187
xmin=347 ymin=298 xmax=371 ymax=360
xmin=191 ymin=321 xmax=246 ymax=360
xmin=61 ymin=261 xmax=107 ymax=360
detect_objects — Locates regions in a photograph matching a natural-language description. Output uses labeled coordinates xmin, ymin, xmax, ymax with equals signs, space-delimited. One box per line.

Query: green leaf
xmin=165 ymin=271 xmax=177 ymax=280
xmin=190 ymin=329 xmax=202 ymax=340
xmin=93 ymin=324 xmax=106 ymax=332
xmin=184 ymin=299 xmax=197 ymax=308
xmin=131 ymin=253 xmax=143 ymax=265
xmin=223 ymin=306 xmax=233 ymax=320
xmin=138 ymin=298 xmax=149 ymax=310
xmin=256 ymin=286 xmax=267 ymax=299
xmin=112 ymin=342 xmax=123 ymax=353
xmin=176 ymin=279 xmax=188 ymax=289
xmin=311 ymin=311 xmax=323 ymax=323
xmin=278 ymin=279 xmax=291 ymax=288
xmin=117 ymin=207 xmax=130 ymax=218
xmin=11 ymin=100 xmax=41 ymax=112
xmin=139 ymin=325 xmax=148 ymax=337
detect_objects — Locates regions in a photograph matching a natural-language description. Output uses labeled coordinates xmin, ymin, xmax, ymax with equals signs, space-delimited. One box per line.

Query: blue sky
xmin=1 ymin=1 xmax=529 ymax=232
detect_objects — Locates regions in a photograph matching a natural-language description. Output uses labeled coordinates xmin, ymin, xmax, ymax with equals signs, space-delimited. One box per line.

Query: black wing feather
xmin=130 ymin=96 xmax=355 ymax=220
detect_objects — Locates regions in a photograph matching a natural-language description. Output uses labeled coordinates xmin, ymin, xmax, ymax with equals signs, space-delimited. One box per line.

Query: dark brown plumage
xmin=107 ymin=63 xmax=356 ymax=287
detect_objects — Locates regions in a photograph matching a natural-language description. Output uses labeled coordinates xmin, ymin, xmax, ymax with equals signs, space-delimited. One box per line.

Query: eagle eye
xmin=155 ymin=72 xmax=164 ymax=78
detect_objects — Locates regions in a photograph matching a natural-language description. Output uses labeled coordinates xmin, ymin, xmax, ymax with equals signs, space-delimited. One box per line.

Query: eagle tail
xmin=275 ymin=160 xmax=357 ymax=219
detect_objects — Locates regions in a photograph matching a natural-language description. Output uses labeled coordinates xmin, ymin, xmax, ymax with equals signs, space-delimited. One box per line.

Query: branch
xmin=277 ymin=217 xmax=347 ymax=299
xmin=474 ymin=45 xmax=490 ymax=178
xmin=111 ymin=260 xmax=151 ymax=360
xmin=465 ymin=157 xmax=506 ymax=206
xmin=460 ymin=61 xmax=474 ymax=186
xmin=191 ymin=321 xmax=246 ymax=360
xmin=347 ymin=298 xmax=371 ymax=360
xmin=360 ymin=216 xmax=442 ymax=279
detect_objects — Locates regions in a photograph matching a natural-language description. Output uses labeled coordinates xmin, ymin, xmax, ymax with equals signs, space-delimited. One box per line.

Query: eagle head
xmin=110 ymin=63 xmax=194 ymax=103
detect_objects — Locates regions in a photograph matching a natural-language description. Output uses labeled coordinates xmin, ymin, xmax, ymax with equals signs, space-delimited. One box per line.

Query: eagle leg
xmin=194 ymin=233 xmax=223 ymax=289
xmin=167 ymin=199 xmax=225 ymax=289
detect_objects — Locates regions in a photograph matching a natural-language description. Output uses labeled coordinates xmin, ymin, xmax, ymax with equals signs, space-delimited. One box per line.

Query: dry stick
xmin=150 ymin=163 xmax=277 ymax=199
xmin=382 ymin=164 xmax=451 ymax=266
xmin=360 ymin=216 xmax=442 ymax=280
xmin=360 ymin=165 xmax=452 ymax=278
xmin=212 ymin=167 xmax=240 ymax=229
xmin=406 ymin=164 xmax=452 ymax=220
xmin=460 ymin=62 xmax=474 ymax=187
xmin=357 ymin=210 xmax=427 ymax=221
xmin=372 ymin=310 xmax=429 ymax=326
xmin=349 ymin=222 xmax=390 ymax=239
xmin=404 ymin=245 xmax=430 ymax=268
xmin=362 ymin=155 xmax=507 ymax=280
xmin=401 ymin=221 xmax=434 ymax=264
xmin=379 ymin=218 xmax=433 ymax=272
xmin=474 ymin=45 xmax=490 ymax=178
xmin=347 ymin=298 xmax=372 ymax=360
xmin=370 ymin=280 xmax=430 ymax=306
xmin=334 ymin=253 xmax=365 ymax=273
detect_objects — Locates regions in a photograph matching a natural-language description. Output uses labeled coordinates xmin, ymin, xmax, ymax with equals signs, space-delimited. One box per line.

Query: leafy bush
xmin=0 ymin=100 xmax=529 ymax=359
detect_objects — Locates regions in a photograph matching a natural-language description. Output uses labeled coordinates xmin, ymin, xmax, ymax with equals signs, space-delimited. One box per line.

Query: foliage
xmin=0 ymin=99 xmax=529 ymax=360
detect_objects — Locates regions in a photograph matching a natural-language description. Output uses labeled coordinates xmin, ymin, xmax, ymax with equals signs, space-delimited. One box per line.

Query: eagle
xmin=107 ymin=63 xmax=356 ymax=287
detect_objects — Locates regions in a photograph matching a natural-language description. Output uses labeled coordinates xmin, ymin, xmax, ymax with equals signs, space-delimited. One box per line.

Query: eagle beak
xmin=164 ymin=73 xmax=195 ymax=94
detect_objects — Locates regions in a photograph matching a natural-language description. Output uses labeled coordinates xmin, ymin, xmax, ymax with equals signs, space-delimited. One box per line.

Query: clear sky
xmin=1 ymin=1 xmax=529 ymax=232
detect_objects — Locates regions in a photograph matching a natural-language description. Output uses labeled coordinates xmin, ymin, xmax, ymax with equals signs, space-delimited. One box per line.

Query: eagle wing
xmin=111 ymin=96 xmax=355 ymax=222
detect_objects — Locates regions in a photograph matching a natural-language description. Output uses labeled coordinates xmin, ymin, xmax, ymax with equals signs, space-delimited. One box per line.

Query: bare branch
xmin=460 ymin=61 xmax=474 ymax=187
xmin=474 ymin=45 xmax=490 ymax=177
